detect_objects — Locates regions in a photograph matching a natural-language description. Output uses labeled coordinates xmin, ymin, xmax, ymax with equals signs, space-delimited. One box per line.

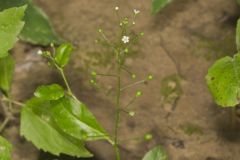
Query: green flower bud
xmin=131 ymin=74 xmax=136 ymax=79
xmin=135 ymin=91 xmax=142 ymax=97
xmin=129 ymin=111 xmax=135 ymax=117
xmin=144 ymin=133 xmax=153 ymax=141
xmin=98 ymin=28 xmax=102 ymax=33
xmin=140 ymin=32 xmax=144 ymax=36
xmin=147 ymin=74 xmax=153 ymax=80
xmin=90 ymin=79 xmax=96 ymax=84
xmin=91 ymin=71 xmax=97 ymax=77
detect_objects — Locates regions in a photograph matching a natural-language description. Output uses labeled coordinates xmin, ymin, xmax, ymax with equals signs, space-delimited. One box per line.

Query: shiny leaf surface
xmin=20 ymin=97 xmax=92 ymax=157
xmin=55 ymin=43 xmax=73 ymax=68
xmin=34 ymin=84 xmax=64 ymax=100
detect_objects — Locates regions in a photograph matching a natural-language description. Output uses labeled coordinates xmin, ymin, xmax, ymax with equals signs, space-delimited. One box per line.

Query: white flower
xmin=37 ymin=49 xmax=43 ymax=55
xmin=115 ymin=6 xmax=119 ymax=11
xmin=133 ymin=9 xmax=140 ymax=15
xmin=122 ymin=36 xmax=129 ymax=44
xmin=132 ymin=21 xmax=136 ymax=25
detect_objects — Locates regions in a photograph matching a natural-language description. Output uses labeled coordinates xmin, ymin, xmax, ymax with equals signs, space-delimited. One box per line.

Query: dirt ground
xmin=2 ymin=0 xmax=240 ymax=160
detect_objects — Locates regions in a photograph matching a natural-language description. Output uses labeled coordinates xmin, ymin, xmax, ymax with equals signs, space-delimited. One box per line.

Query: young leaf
xmin=0 ymin=136 xmax=12 ymax=160
xmin=206 ymin=53 xmax=240 ymax=107
xmin=236 ymin=19 xmax=240 ymax=51
xmin=51 ymin=96 xmax=112 ymax=143
xmin=152 ymin=0 xmax=173 ymax=14
xmin=0 ymin=0 xmax=61 ymax=46
xmin=0 ymin=6 xmax=26 ymax=58
xmin=34 ymin=84 xmax=65 ymax=100
xmin=20 ymin=98 xmax=92 ymax=158
xmin=54 ymin=43 xmax=73 ymax=68
xmin=143 ymin=145 xmax=168 ymax=160
xmin=0 ymin=55 xmax=15 ymax=96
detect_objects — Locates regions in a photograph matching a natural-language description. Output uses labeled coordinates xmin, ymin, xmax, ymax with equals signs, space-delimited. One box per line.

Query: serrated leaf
xmin=0 ymin=0 xmax=61 ymax=46
xmin=206 ymin=53 xmax=240 ymax=107
xmin=0 ymin=6 xmax=26 ymax=57
xmin=34 ymin=84 xmax=64 ymax=100
xmin=52 ymin=96 xmax=112 ymax=143
xmin=0 ymin=55 xmax=15 ymax=96
xmin=0 ymin=136 xmax=12 ymax=160
xmin=143 ymin=145 xmax=168 ymax=160
xmin=152 ymin=0 xmax=173 ymax=14
xmin=55 ymin=43 xmax=73 ymax=68
xmin=20 ymin=97 xmax=92 ymax=158
xmin=236 ymin=19 xmax=240 ymax=51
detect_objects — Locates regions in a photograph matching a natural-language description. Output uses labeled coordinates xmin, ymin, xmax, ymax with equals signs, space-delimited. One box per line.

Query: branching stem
xmin=120 ymin=80 xmax=146 ymax=91
xmin=114 ymin=66 xmax=121 ymax=160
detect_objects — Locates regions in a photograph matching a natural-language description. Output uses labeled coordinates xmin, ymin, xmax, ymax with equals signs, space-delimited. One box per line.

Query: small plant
xmin=92 ymin=7 xmax=157 ymax=160
xmin=206 ymin=18 xmax=240 ymax=128
xmin=0 ymin=5 xmax=168 ymax=160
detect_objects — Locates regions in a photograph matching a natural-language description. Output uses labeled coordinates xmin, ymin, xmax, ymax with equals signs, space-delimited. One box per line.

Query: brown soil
xmin=2 ymin=0 xmax=240 ymax=160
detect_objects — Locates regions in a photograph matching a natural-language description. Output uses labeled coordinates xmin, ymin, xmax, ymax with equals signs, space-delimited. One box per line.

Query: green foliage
xmin=0 ymin=136 xmax=12 ymax=160
xmin=142 ymin=145 xmax=168 ymax=160
xmin=206 ymin=53 xmax=240 ymax=107
xmin=0 ymin=55 xmax=15 ymax=96
xmin=21 ymin=84 xmax=111 ymax=157
xmin=0 ymin=6 xmax=26 ymax=58
xmin=152 ymin=0 xmax=173 ymax=14
xmin=34 ymin=84 xmax=65 ymax=100
xmin=20 ymin=98 xmax=92 ymax=157
xmin=51 ymin=96 xmax=111 ymax=142
xmin=0 ymin=0 xmax=61 ymax=46
xmin=55 ymin=43 xmax=73 ymax=68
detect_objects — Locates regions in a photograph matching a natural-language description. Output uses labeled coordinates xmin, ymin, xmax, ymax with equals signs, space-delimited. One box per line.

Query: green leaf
xmin=0 ymin=6 xmax=26 ymax=58
xmin=0 ymin=136 xmax=12 ymax=160
xmin=34 ymin=84 xmax=65 ymax=100
xmin=236 ymin=19 xmax=240 ymax=51
xmin=55 ymin=43 xmax=73 ymax=68
xmin=20 ymin=97 xmax=92 ymax=158
xmin=52 ymin=96 xmax=112 ymax=143
xmin=152 ymin=0 xmax=173 ymax=14
xmin=0 ymin=0 xmax=61 ymax=46
xmin=143 ymin=145 xmax=168 ymax=160
xmin=206 ymin=53 xmax=240 ymax=107
xmin=0 ymin=55 xmax=15 ymax=96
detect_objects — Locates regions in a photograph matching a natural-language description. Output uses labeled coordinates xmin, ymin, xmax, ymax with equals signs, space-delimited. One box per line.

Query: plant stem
xmin=59 ymin=68 xmax=73 ymax=96
xmin=0 ymin=117 xmax=10 ymax=133
xmin=120 ymin=80 xmax=146 ymax=91
xmin=2 ymin=98 xmax=24 ymax=107
xmin=114 ymin=65 xmax=121 ymax=160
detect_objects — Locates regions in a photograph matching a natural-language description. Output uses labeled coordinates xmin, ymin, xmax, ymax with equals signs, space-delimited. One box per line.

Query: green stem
xmin=120 ymin=80 xmax=146 ymax=91
xmin=2 ymin=98 xmax=24 ymax=107
xmin=59 ymin=68 xmax=73 ymax=96
xmin=0 ymin=117 xmax=10 ymax=133
xmin=114 ymin=66 xmax=121 ymax=160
